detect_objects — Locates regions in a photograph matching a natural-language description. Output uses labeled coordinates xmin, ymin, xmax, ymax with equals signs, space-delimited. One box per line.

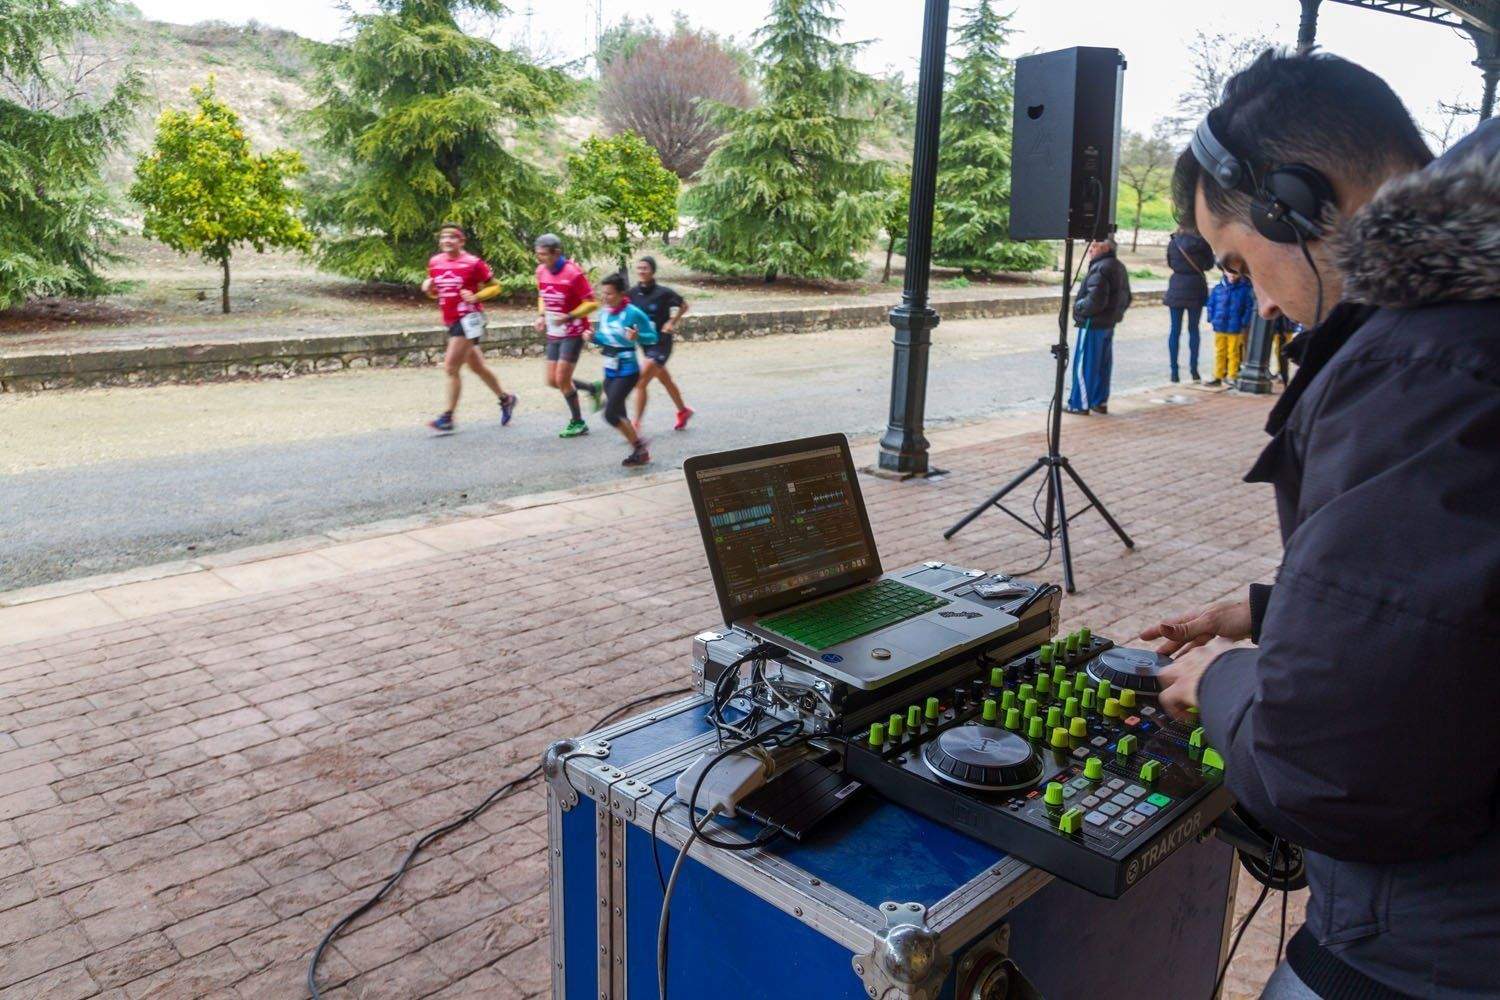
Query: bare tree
xmin=1118 ymin=125 xmax=1175 ymax=251
xmin=598 ymin=29 xmax=753 ymax=178
xmin=1166 ymin=29 xmax=1274 ymax=138
xmin=1422 ymin=96 xmax=1480 ymax=152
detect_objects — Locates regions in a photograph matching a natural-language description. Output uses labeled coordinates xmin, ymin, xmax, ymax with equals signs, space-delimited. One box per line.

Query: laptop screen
xmin=686 ymin=436 xmax=881 ymax=622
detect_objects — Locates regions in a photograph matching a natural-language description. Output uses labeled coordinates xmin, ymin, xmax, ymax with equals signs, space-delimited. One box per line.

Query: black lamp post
xmin=878 ymin=0 xmax=950 ymax=476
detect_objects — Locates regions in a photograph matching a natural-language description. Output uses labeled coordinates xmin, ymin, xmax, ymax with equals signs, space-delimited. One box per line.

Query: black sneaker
xmin=1203 ymin=378 xmax=1223 ymax=387
xmin=1063 ymin=407 xmax=1090 ymax=416
xmin=1092 ymin=403 xmax=1108 ymax=414
xmin=622 ymin=441 xmax=651 ymax=467
xmin=1170 ymin=373 xmax=1181 ymax=383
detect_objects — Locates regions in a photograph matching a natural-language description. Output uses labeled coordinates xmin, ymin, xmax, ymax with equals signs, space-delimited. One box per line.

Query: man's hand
xmin=1159 ymin=637 xmax=1239 ymax=721
xmin=421 ymin=278 xmax=437 ymax=301
xmin=534 ymin=316 xmax=547 ymax=334
xmin=1139 ymin=597 xmax=1252 ymax=655
xmin=459 ymin=289 xmax=478 ymax=304
xmin=625 ymin=325 xmax=638 ymax=341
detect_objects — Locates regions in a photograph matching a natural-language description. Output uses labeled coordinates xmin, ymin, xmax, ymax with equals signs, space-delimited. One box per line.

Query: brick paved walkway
xmin=1 ymin=393 xmax=1301 ymax=998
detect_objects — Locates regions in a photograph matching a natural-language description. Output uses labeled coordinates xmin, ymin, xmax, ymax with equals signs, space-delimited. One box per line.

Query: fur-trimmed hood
xmin=1336 ymin=118 xmax=1500 ymax=309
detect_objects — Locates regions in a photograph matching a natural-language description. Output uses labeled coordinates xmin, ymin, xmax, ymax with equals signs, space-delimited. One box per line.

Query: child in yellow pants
xmin=1205 ymin=270 xmax=1256 ymax=387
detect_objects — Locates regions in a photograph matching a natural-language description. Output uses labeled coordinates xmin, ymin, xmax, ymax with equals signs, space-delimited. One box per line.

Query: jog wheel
xmin=921 ymin=726 xmax=1043 ymax=792
xmin=1085 ymin=647 xmax=1171 ymax=696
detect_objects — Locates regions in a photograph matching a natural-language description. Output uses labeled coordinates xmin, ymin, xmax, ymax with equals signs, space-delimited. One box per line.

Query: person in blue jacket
xmin=1204 ymin=268 xmax=1257 ymax=386
xmin=592 ymin=272 xmax=657 ymax=467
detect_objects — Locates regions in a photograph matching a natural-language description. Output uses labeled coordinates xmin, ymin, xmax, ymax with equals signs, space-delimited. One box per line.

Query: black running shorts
xmin=545 ymin=337 xmax=583 ymax=363
xmin=642 ymin=332 xmax=673 ymax=366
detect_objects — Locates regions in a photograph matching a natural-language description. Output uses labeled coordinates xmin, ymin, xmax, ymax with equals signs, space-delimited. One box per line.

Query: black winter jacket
xmin=1199 ymin=120 xmax=1500 ymax=999
xmin=1163 ymin=232 xmax=1215 ymax=308
xmin=1071 ymin=250 xmax=1131 ymax=328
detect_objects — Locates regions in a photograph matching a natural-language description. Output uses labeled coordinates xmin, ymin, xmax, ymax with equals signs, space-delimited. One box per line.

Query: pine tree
xmin=932 ymin=2 xmax=1051 ymax=275
xmin=675 ymin=0 xmax=885 ymax=282
xmin=306 ymin=0 xmax=565 ymax=291
xmin=0 ymin=0 xmax=140 ymax=309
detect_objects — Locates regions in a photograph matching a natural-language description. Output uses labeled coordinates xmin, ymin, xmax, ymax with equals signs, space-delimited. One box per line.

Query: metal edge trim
xmin=1214 ymin=847 xmax=1242 ymax=997
xmin=547 ymin=786 xmax=567 ymax=1000
xmin=580 ymin=695 xmax=709 ymax=745
xmin=610 ymin=802 xmax=627 ymax=997
xmin=596 ymin=802 xmax=612 ymax=996
xmin=930 ymin=861 xmax=1052 ymax=954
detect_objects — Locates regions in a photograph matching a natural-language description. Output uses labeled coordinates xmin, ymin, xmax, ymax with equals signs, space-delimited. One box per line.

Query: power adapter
xmin=675 ymin=749 xmax=774 ymax=818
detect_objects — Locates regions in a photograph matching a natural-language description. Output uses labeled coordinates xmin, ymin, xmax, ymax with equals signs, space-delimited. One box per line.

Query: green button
xmin=1052 ymin=664 xmax=1067 ymax=686
xmin=1117 ymin=734 xmax=1138 ymax=757
xmin=981 ymin=699 xmax=998 ymax=723
xmin=1096 ymin=679 xmax=1112 ymax=702
xmin=1083 ymin=756 xmax=1104 ymax=780
xmin=1070 ymin=717 xmax=1088 ymax=740
xmin=1139 ymin=759 xmax=1162 ymax=784
xmin=1067 ymin=633 xmax=1080 ymax=653
xmin=925 ymin=696 xmax=940 ymax=721
xmin=1080 ymin=626 xmax=1092 ymax=644
xmin=1050 ymin=726 xmax=1070 ymax=749
xmin=1035 ymin=674 xmax=1051 ymax=698
xmin=1147 ymin=792 xmax=1171 ymax=807
xmin=1023 ymin=698 xmax=1039 ymax=720
xmin=1044 ymin=781 xmax=1065 ymax=807
xmin=1188 ymin=726 xmax=1206 ymax=748
xmin=1046 ymin=706 xmax=1062 ymax=730
xmin=1074 ymin=670 xmax=1089 ymax=692
xmin=990 ymin=667 xmax=1005 ymax=687
xmin=869 ymin=723 xmax=886 ymax=747
xmin=1102 ymin=697 xmax=1123 ymax=719
xmin=1058 ymin=807 xmax=1084 ymax=834
xmin=888 ymin=713 xmax=904 ymax=738
xmin=1080 ymin=689 xmax=1096 ymax=711
xmin=1038 ymin=643 xmax=1054 ymax=665
xmin=1001 ymin=690 xmax=1017 ymax=712
xmin=1028 ymin=717 xmax=1045 ymax=740
xmin=1018 ymin=683 xmax=1034 ymax=703
xmin=1057 ymin=680 xmax=1073 ymax=702
xmin=907 ymin=705 xmax=922 ymax=730
xmin=1063 ymin=696 xmax=1079 ymax=719
xmin=1119 ymin=688 xmax=1137 ymax=710
xmin=1004 ymin=707 xmax=1022 ymax=731
xmin=1201 ymin=747 xmax=1226 ymax=771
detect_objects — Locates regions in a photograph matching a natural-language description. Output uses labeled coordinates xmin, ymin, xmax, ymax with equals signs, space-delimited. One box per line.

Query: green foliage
xmin=931 ymin=1 xmax=1051 ymax=274
xmin=0 ymin=0 xmax=141 ymax=309
xmin=940 ymin=276 xmax=971 ymax=289
xmin=1130 ymin=267 xmax=1157 ymax=279
xmin=674 ymin=0 xmax=885 ymax=282
xmin=880 ymin=164 xmax=911 ymax=283
xmin=567 ymin=132 xmax=679 ymax=272
xmin=305 ymin=0 xmax=566 ymax=291
xmin=1117 ymin=126 xmax=1175 ymax=249
xmin=131 ymin=79 xmax=312 ymax=312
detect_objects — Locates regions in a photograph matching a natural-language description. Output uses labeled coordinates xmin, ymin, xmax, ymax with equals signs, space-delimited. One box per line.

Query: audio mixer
xmin=842 ymin=630 xmax=1234 ymax=897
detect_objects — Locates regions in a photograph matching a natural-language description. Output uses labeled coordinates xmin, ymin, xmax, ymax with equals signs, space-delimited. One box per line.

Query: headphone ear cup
xmin=1252 ymin=164 xmax=1336 ymax=244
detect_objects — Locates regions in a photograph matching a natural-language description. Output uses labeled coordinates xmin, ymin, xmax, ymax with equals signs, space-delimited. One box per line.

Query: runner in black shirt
xmin=628 ymin=256 xmax=694 ymax=431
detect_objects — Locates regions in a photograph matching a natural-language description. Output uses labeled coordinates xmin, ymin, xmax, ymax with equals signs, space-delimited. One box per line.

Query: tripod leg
xmin=1052 ymin=462 xmax=1077 ymax=593
xmin=944 ymin=458 xmax=1047 ymax=540
xmin=1060 ymin=459 xmax=1135 ymax=549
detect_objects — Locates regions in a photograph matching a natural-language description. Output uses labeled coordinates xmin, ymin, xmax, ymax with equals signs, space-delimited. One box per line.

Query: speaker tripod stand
xmin=943 ymin=239 xmax=1133 ymax=593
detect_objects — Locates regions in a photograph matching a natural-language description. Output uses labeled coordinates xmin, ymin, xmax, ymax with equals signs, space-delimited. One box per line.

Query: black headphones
xmin=1190 ymin=112 xmax=1337 ymax=245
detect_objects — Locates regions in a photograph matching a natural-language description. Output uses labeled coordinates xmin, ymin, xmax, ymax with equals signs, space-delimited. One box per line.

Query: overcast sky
xmin=130 ymin=0 xmax=1483 ymax=139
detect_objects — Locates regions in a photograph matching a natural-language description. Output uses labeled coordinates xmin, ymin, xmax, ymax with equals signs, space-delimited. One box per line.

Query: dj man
xmin=1143 ymin=51 xmax=1500 ymax=999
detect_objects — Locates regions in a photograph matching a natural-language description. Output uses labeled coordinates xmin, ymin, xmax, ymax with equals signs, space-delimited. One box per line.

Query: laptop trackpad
xmin=881 ymin=619 xmax=966 ymax=653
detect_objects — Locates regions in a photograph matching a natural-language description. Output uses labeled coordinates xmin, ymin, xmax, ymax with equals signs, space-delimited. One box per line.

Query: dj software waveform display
xmin=693 ymin=445 xmax=874 ymax=609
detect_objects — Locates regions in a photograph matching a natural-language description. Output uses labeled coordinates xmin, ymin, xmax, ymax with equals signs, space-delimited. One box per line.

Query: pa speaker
xmin=1009 ymin=47 xmax=1125 ymax=241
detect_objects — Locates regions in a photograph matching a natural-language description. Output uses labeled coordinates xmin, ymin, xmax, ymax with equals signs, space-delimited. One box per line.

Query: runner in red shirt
xmin=533 ymin=233 xmax=601 ymax=438
xmin=422 ymin=224 xmax=517 ymax=433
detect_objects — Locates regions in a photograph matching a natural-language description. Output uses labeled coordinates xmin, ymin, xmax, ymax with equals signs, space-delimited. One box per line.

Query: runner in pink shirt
xmin=422 ymin=224 xmax=517 ymax=433
xmin=533 ymin=233 xmax=601 ymax=438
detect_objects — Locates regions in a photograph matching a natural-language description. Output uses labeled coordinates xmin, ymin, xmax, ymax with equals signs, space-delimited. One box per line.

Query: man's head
xmin=1172 ymin=49 xmax=1431 ymax=326
xmin=599 ymin=271 xmax=627 ymax=308
xmin=1089 ymin=237 xmax=1116 ymax=261
xmin=635 ymin=255 xmax=657 ymax=286
xmin=437 ymin=223 xmax=465 ymax=255
xmin=534 ymin=233 xmax=563 ymax=268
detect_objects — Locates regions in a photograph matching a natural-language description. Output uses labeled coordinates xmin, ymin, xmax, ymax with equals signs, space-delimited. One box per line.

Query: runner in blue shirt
xmin=592 ymin=273 xmax=658 ymax=467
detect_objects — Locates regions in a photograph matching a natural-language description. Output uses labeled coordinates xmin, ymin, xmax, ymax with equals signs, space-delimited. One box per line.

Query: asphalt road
xmin=0 ymin=313 xmax=1186 ymax=589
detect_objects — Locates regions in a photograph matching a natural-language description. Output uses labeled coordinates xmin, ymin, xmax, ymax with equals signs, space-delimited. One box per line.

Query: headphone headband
xmin=1189 ymin=112 xmax=1334 ymax=245
xmin=1190 ymin=114 xmax=1249 ymax=194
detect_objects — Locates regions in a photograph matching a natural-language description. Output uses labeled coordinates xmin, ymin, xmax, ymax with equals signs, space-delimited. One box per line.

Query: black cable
xmin=1293 ymin=228 xmax=1325 ymax=328
xmin=650 ymin=792 xmax=675 ymax=892
xmin=1213 ymin=877 xmax=1272 ymax=1000
xmin=1277 ymin=884 xmax=1289 ymax=965
xmin=306 ymin=685 xmax=693 ymax=999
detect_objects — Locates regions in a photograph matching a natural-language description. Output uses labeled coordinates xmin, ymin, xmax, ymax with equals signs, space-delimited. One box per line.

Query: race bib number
xmin=544 ymin=312 xmax=570 ymax=338
xmin=601 ymin=353 xmax=619 ymax=372
xmin=460 ymin=312 xmax=486 ymax=339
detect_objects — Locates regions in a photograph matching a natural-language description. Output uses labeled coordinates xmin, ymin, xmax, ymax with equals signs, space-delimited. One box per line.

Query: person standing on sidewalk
xmin=534 ymin=234 xmax=602 ymax=438
xmin=592 ymin=273 xmax=655 ymax=467
xmin=422 ymin=224 xmax=517 ymax=434
xmin=1204 ymin=268 xmax=1256 ymax=386
xmin=627 ymin=255 xmax=694 ymax=432
xmin=1163 ymin=227 xmax=1215 ymax=382
xmin=1066 ymin=237 xmax=1132 ymax=415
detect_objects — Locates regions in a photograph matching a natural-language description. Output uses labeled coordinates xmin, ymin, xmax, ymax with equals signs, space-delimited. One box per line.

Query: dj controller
xmin=842 ymin=630 xmax=1234 ymax=897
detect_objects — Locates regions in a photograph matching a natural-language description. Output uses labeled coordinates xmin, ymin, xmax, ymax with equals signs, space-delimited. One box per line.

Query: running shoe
xmin=1203 ymin=379 xmax=1223 ymax=387
xmin=673 ymin=407 xmax=694 ymax=431
xmin=559 ymin=419 xmax=589 ymax=438
xmin=500 ymin=393 xmax=518 ymax=426
xmin=622 ymin=441 xmax=651 ymax=467
xmin=429 ymin=412 xmax=455 ymax=433
xmin=1093 ymin=403 xmax=1108 ymax=414
xmin=587 ymin=384 xmax=604 ymax=413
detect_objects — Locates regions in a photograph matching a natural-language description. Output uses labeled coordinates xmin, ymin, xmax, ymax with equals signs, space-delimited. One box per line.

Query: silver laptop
xmin=684 ymin=434 xmax=1018 ymax=690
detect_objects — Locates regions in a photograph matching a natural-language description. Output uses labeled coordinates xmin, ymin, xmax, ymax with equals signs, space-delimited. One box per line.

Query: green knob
xmin=925 ymin=696 xmax=940 ymax=721
xmin=1063 ymin=696 xmax=1079 ymax=719
xmin=1066 ymin=633 xmax=1080 ymax=654
xmin=1140 ymin=759 xmax=1162 ymax=785
xmin=1046 ymin=706 xmax=1062 ymax=730
xmin=1038 ymin=643 xmax=1054 ymax=665
xmin=907 ymin=705 xmax=922 ymax=730
xmin=982 ymin=699 xmax=998 ymax=723
xmin=1117 ymin=734 xmax=1138 ymax=757
xmin=888 ymin=713 xmax=904 ymax=738
xmin=1052 ymin=664 xmax=1067 ymax=686
xmin=1083 ymin=756 xmax=1104 ymax=780
xmin=1058 ymin=807 xmax=1084 ymax=834
xmin=1018 ymin=682 xmax=1034 ymax=703
xmin=1081 ymin=689 xmax=1097 ymax=711
xmin=1023 ymin=698 xmax=1039 ymax=720
xmin=1050 ymin=726 xmax=1071 ymax=749
xmin=869 ymin=723 xmax=886 ymax=747
xmin=990 ymin=666 xmax=1005 ymax=687
xmin=1096 ymin=679 xmax=1112 ymax=702
xmin=1069 ymin=717 xmax=1088 ymax=740
xmin=1188 ymin=726 xmax=1206 ymax=749
xmin=1044 ymin=781 xmax=1065 ymax=807
xmin=1079 ymin=627 xmax=1092 ymax=645
xmin=1035 ymin=674 xmax=1051 ymax=698
xmin=1057 ymin=679 xmax=1073 ymax=702
xmin=1028 ymin=716 xmax=1045 ymax=740
xmin=1001 ymin=690 xmax=1017 ymax=712
xmin=1074 ymin=670 xmax=1089 ymax=692
xmin=1102 ymin=697 xmax=1123 ymax=720
xmin=1004 ymin=707 xmax=1022 ymax=731
xmin=1202 ymin=747 xmax=1226 ymax=771
xmin=1119 ymin=688 xmax=1137 ymax=710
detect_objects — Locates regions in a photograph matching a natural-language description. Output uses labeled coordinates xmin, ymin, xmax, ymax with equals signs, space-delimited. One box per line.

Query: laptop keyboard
xmin=759 ymin=580 xmax=950 ymax=651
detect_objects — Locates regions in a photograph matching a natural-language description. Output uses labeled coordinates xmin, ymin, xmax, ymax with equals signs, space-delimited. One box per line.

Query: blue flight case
xmin=544 ymin=692 xmax=1238 ymax=999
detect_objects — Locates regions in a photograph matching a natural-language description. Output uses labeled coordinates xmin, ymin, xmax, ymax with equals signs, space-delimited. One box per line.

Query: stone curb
xmin=0 ymin=288 xmax=1166 ymax=392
